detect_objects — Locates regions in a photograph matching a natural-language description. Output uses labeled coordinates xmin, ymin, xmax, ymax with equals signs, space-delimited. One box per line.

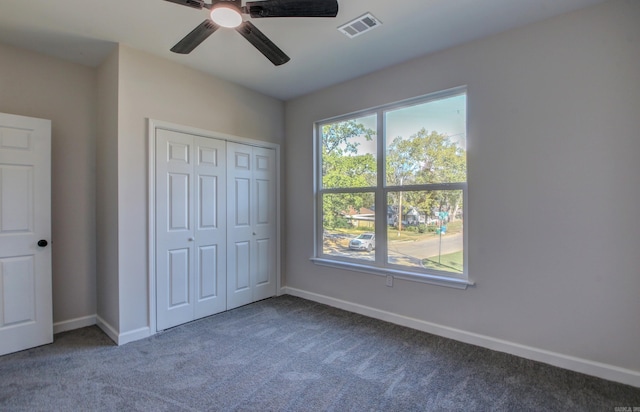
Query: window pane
xmin=387 ymin=190 xmax=464 ymax=275
xmin=322 ymin=193 xmax=376 ymax=262
xmin=321 ymin=115 xmax=377 ymax=189
xmin=385 ymin=94 xmax=466 ymax=186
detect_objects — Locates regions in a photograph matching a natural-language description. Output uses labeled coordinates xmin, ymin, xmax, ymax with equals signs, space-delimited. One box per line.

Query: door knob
xmin=188 ymin=237 xmax=195 ymax=241
xmin=37 ymin=239 xmax=48 ymax=247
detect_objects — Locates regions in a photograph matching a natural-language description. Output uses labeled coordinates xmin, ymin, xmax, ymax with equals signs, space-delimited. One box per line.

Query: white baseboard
xmin=53 ymin=315 xmax=96 ymax=334
xmin=95 ymin=315 xmax=119 ymax=344
xmin=283 ymin=287 xmax=640 ymax=388
xmin=96 ymin=315 xmax=151 ymax=346
xmin=118 ymin=326 xmax=151 ymax=346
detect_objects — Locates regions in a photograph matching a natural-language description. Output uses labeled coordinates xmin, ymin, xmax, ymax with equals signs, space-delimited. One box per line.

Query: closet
xmin=154 ymin=127 xmax=277 ymax=331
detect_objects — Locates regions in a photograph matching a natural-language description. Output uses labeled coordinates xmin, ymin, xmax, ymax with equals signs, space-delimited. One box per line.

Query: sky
xmin=346 ymin=92 xmax=467 ymax=154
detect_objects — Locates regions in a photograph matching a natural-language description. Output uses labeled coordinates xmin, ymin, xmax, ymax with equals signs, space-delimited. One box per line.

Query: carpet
xmin=1 ymin=295 xmax=639 ymax=411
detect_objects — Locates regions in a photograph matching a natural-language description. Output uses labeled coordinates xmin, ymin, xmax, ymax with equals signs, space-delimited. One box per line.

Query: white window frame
xmin=311 ymin=87 xmax=473 ymax=289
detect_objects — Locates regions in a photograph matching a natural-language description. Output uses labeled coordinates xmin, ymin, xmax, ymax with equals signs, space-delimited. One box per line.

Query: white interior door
xmin=156 ymin=129 xmax=226 ymax=330
xmin=227 ymin=142 xmax=276 ymax=309
xmin=0 ymin=113 xmax=52 ymax=356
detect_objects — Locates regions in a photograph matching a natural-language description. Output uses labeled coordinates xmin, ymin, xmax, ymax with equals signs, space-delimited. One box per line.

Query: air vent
xmin=338 ymin=13 xmax=381 ymax=39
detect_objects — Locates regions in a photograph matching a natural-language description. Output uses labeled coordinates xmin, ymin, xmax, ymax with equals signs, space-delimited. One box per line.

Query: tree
xmin=322 ymin=120 xmax=375 ymax=156
xmin=386 ymin=129 xmax=466 ymax=226
xmin=321 ymin=120 xmax=376 ymax=229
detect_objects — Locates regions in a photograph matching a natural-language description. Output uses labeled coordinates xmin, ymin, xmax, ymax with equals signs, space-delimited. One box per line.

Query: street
xmin=323 ymin=232 xmax=463 ymax=269
xmin=388 ymin=232 xmax=462 ymax=259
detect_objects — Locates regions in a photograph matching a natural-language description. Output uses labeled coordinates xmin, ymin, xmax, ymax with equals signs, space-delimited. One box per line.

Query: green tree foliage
xmin=321 ymin=120 xmax=375 ymax=229
xmin=322 ymin=120 xmax=375 ymax=156
xmin=323 ymin=153 xmax=376 ymax=189
xmin=386 ymin=129 xmax=466 ymax=223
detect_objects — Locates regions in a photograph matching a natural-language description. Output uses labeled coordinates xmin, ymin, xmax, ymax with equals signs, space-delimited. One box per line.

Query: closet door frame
xmin=148 ymin=119 xmax=281 ymax=334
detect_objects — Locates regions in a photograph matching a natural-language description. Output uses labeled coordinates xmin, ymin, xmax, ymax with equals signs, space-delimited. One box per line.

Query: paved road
xmin=323 ymin=232 xmax=462 ymax=263
xmin=389 ymin=233 xmax=463 ymax=259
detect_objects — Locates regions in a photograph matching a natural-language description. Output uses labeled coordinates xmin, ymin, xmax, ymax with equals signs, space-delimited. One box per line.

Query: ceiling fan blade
xmin=236 ymin=21 xmax=290 ymax=66
xmin=243 ymin=0 xmax=338 ymax=18
xmin=163 ymin=0 xmax=206 ymax=10
xmin=171 ymin=20 xmax=220 ymax=54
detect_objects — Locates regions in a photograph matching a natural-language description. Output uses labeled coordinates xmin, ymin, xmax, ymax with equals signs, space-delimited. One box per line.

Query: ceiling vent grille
xmin=338 ymin=13 xmax=381 ymax=39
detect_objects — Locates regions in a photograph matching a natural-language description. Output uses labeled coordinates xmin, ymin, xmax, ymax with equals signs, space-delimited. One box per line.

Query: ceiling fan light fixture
xmin=165 ymin=0 xmax=339 ymax=65
xmin=210 ymin=4 xmax=242 ymax=28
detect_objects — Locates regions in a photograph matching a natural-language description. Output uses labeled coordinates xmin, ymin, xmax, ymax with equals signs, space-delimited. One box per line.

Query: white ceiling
xmin=0 ymin=0 xmax=606 ymax=100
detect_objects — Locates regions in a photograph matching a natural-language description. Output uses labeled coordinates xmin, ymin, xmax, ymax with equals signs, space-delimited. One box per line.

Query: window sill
xmin=310 ymin=257 xmax=474 ymax=290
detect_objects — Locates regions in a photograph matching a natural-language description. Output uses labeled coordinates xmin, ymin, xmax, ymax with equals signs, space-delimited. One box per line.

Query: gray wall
xmin=96 ymin=47 xmax=120 ymax=331
xmin=0 ymin=42 xmax=97 ymax=329
xmin=284 ymin=0 xmax=640 ymax=378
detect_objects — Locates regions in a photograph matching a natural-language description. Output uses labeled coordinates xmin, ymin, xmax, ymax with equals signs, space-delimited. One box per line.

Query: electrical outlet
xmin=386 ymin=275 xmax=393 ymax=287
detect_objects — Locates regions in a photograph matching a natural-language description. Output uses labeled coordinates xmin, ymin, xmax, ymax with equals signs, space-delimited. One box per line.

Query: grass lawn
xmin=422 ymin=250 xmax=463 ymax=274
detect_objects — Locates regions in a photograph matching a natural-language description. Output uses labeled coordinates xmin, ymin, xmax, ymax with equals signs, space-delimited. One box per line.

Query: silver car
xmin=349 ymin=233 xmax=375 ymax=252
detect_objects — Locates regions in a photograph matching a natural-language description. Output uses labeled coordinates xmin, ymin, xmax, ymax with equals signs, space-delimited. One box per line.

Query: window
xmin=314 ymin=88 xmax=469 ymax=288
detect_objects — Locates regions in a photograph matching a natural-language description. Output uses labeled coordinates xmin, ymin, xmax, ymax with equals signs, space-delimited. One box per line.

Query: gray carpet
xmin=1 ymin=295 xmax=639 ymax=411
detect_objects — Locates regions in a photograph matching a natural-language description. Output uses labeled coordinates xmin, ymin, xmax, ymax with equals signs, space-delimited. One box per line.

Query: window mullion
xmin=375 ymin=109 xmax=386 ymax=266
xmin=320 ymin=187 xmax=376 ymax=194
xmin=314 ymin=123 xmax=323 ymax=257
xmin=385 ymin=182 xmax=467 ymax=192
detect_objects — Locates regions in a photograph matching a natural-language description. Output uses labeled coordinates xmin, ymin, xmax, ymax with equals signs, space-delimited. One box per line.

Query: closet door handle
xmin=188 ymin=237 xmax=195 ymax=241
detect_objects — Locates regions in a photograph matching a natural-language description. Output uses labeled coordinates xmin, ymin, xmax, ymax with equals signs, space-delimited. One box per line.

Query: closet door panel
xmin=233 ymin=241 xmax=251 ymax=290
xmin=168 ymin=248 xmax=190 ymax=307
xmin=233 ymin=178 xmax=251 ymax=226
xmin=255 ymin=238 xmax=270 ymax=285
xmin=168 ymin=173 xmax=189 ymax=230
xmin=156 ymin=129 xmax=195 ymax=330
xmin=227 ymin=143 xmax=277 ymax=308
xmin=198 ymin=245 xmax=218 ymax=298
xmin=198 ymin=175 xmax=217 ymax=228
xmin=226 ymin=142 xmax=254 ymax=309
xmin=251 ymin=147 xmax=277 ymax=302
xmin=193 ymin=137 xmax=226 ymax=318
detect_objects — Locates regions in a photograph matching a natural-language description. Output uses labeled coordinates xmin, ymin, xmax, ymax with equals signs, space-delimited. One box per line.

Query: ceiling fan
xmin=164 ymin=0 xmax=339 ymax=66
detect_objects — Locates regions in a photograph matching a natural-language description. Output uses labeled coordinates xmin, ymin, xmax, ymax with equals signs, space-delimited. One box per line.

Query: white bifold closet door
xmin=155 ymin=129 xmax=277 ymax=330
xmin=226 ymin=142 xmax=277 ymax=310
xmin=156 ymin=129 xmax=227 ymax=330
